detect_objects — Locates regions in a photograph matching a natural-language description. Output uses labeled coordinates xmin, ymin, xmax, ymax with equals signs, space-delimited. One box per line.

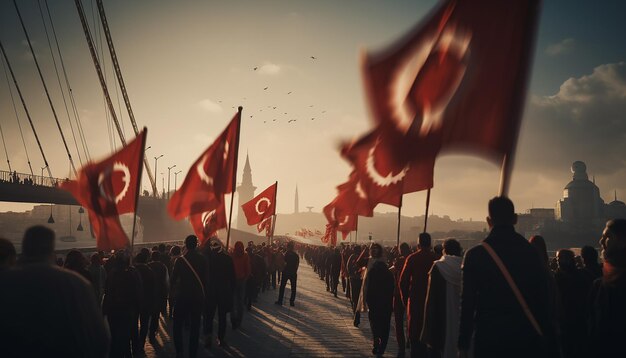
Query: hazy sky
xmin=1 ymin=0 xmax=626 ymax=221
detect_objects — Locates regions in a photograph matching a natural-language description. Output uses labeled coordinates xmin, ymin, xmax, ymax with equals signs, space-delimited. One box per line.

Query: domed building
xmin=606 ymin=190 xmax=626 ymax=220
xmin=556 ymin=161 xmax=606 ymax=229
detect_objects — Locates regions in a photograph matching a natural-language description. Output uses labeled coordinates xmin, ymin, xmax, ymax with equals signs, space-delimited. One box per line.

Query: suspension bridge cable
xmin=37 ymin=0 xmax=83 ymax=166
xmin=1 ymin=57 xmax=34 ymax=176
xmin=0 ymin=40 xmax=52 ymax=179
xmin=13 ymin=0 xmax=77 ymax=177
xmin=43 ymin=0 xmax=91 ymax=161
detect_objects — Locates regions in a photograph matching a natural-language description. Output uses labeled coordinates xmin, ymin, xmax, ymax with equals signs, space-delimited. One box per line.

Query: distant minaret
xmin=294 ymin=184 xmax=299 ymax=214
xmin=237 ymin=153 xmax=256 ymax=231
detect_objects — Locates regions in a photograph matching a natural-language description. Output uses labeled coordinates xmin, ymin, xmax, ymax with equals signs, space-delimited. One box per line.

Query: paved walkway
xmin=146 ymin=263 xmax=400 ymax=357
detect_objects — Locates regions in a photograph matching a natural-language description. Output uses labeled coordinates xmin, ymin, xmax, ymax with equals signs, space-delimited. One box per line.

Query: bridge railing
xmin=0 ymin=169 xmax=65 ymax=188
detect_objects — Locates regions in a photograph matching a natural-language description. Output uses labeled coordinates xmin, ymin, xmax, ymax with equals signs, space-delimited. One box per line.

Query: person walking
xmin=391 ymin=243 xmax=411 ymax=357
xmin=170 ymin=235 xmax=209 ymax=358
xmin=400 ymin=233 xmax=437 ymax=358
xmin=457 ymin=197 xmax=557 ymax=358
xmin=363 ymin=243 xmax=394 ymax=358
xmin=230 ymin=241 xmax=250 ymax=329
xmin=203 ymin=238 xmax=235 ymax=348
xmin=148 ymin=250 xmax=169 ymax=342
xmin=275 ymin=241 xmax=300 ymax=306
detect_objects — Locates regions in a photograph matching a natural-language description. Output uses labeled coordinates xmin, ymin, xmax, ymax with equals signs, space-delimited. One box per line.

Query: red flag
xmin=362 ymin=0 xmax=539 ymax=162
xmin=341 ymin=128 xmax=436 ymax=207
xmin=189 ymin=199 xmax=227 ymax=246
xmin=320 ymin=224 xmax=336 ymax=246
xmin=241 ymin=182 xmax=277 ymax=225
xmin=168 ymin=113 xmax=240 ymax=220
xmin=257 ymin=217 xmax=273 ymax=237
xmin=87 ymin=210 xmax=130 ymax=251
xmin=323 ymin=201 xmax=358 ymax=240
xmin=61 ymin=129 xmax=146 ymax=216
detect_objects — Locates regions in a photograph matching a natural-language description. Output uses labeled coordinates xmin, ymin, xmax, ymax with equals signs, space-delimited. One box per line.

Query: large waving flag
xmin=189 ymin=199 xmax=227 ymax=246
xmin=168 ymin=113 xmax=240 ymax=220
xmin=61 ymin=129 xmax=147 ymax=250
xmin=361 ymin=0 xmax=540 ymax=189
xmin=61 ymin=129 xmax=146 ymax=216
xmin=341 ymin=128 xmax=436 ymax=208
xmin=242 ymin=182 xmax=277 ymax=226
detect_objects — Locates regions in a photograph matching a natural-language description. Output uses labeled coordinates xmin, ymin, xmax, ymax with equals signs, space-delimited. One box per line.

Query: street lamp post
xmin=167 ymin=165 xmax=176 ymax=199
xmin=154 ymin=154 xmax=163 ymax=197
xmin=174 ymin=170 xmax=182 ymax=190
xmin=161 ymin=173 xmax=165 ymax=198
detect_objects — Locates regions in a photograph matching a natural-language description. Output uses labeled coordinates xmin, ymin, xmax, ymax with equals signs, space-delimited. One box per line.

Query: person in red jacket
xmin=400 ymin=233 xmax=437 ymax=358
xmin=230 ymin=241 xmax=251 ymax=329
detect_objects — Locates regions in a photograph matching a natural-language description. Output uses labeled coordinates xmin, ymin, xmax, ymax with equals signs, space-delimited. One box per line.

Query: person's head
xmin=487 ymin=196 xmax=517 ymax=227
xmin=158 ymin=243 xmax=166 ymax=253
xmin=114 ymin=250 xmax=130 ymax=269
xmin=64 ymin=250 xmax=88 ymax=270
xmin=22 ymin=226 xmax=55 ymax=263
xmin=0 ymin=238 xmax=17 ymax=270
xmin=370 ymin=243 xmax=383 ymax=259
xmin=234 ymin=241 xmax=244 ymax=255
xmin=556 ymin=249 xmax=576 ymax=271
xmin=184 ymin=235 xmax=198 ymax=251
xmin=170 ymin=245 xmax=181 ymax=257
xmin=90 ymin=253 xmax=102 ymax=266
xmin=529 ymin=235 xmax=549 ymax=266
xmin=286 ymin=241 xmax=294 ymax=251
xmin=580 ymin=245 xmax=598 ymax=266
xmin=442 ymin=239 xmax=462 ymax=257
xmin=209 ymin=238 xmax=222 ymax=252
xmin=150 ymin=250 xmax=160 ymax=262
xmin=353 ymin=245 xmax=362 ymax=256
xmin=600 ymin=219 xmax=626 ymax=268
xmin=418 ymin=232 xmax=432 ymax=249
xmin=433 ymin=244 xmax=443 ymax=257
xmin=135 ymin=250 xmax=150 ymax=264
xmin=398 ymin=242 xmax=411 ymax=257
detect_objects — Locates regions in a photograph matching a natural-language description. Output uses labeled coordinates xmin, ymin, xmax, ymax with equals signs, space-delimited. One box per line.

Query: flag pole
xmin=130 ymin=128 xmax=148 ymax=262
xmin=498 ymin=154 xmax=513 ymax=197
xmin=355 ymin=216 xmax=358 ymax=244
xmin=270 ymin=180 xmax=278 ymax=245
xmin=226 ymin=106 xmax=243 ymax=250
xmin=396 ymin=195 xmax=403 ymax=248
xmin=423 ymin=188 xmax=431 ymax=233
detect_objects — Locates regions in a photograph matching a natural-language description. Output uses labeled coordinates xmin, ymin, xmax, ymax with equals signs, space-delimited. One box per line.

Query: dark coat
xmin=283 ymin=250 xmax=300 ymax=277
xmin=135 ymin=263 xmax=156 ymax=313
xmin=365 ymin=260 xmax=395 ymax=314
xmin=207 ymin=249 xmax=236 ymax=311
xmin=170 ymin=249 xmax=209 ymax=305
xmin=588 ymin=269 xmax=626 ymax=357
xmin=399 ymin=248 xmax=437 ymax=339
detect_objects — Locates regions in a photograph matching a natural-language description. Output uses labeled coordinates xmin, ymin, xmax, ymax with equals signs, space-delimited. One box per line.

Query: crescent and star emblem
xmin=98 ymin=162 xmax=131 ymax=204
xmin=365 ymin=138 xmax=409 ymax=187
xmin=255 ymin=197 xmax=271 ymax=215
xmin=201 ymin=209 xmax=217 ymax=228
xmin=196 ymin=153 xmax=214 ymax=186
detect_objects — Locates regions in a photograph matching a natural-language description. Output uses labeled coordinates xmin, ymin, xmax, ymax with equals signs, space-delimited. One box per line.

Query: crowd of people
xmin=0 ymin=196 xmax=625 ymax=357
xmin=304 ymin=197 xmax=626 ymax=358
xmin=0 ymin=228 xmax=300 ymax=358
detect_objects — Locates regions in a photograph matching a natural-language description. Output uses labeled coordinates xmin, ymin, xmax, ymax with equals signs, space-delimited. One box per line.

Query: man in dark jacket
xmin=400 ymin=233 xmax=437 ymax=358
xmin=0 ymin=226 xmax=109 ymax=357
xmin=203 ymin=238 xmax=235 ymax=348
xmin=365 ymin=243 xmax=395 ymax=358
xmin=458 ymin=197 xmax=556 ymax=358
xmin=329 ymin=248 xmax=342 ymax=297
xmin=170 ymin=235 xmax=209 ymax=358
xmin=588 ymin=219 xmax=626 ymax=357
xmin=133 ymin=249 xmax=157 ymax=354
xmin=148 ymin=250 xmax=169 ymax=341
xmin=275 ymin=241 xmax=300 ymax=306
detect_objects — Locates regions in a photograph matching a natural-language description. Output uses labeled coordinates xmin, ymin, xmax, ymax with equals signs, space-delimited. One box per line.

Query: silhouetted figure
xmin=134 ymin=249 xmax=157 ymax=355
xmin=458 ymin=197 xmax=556 ymax=358
xmin=400 ymin=232 xmax=437 ymax=358
xmin=580 ymin=245 xmax=602 ymax=282
xmin=170 ymin=235 xmax=209 ymax=358
xmin=276 ymin=241 xmax=300 ymax=306
xmin=231 ymin=241 xmax=250 ymax=329
xmin=588 ymin=219 xmax=626 ymax=357
xmin=0 ymin=237 xmax=16 ymax=271
xmin=203 ymin=238 xmax=235 ymax=348
xmin=363 ymin=243 xmax=394 ymax=358
xmin=348 ymin=245 xmax=363 ymax=314
xmin=247 ymin=246 xmax=267 ymax=310
xmin=0 ymin=226 xmax=109 ymax=357
xmin=88 ymin=253 xmax=107 ymax=305
xmin=391 ymin=243 xmax=411 ymax=357
xmin=329 ymin=248 xmax=342 ymax=297
xmin=103 ymin=251 xmax=142 ymax=358
xmin=64 ymin=249 xmax=93 ymax=286
xmin=168 ymin=245 xmax=182 ymax=318
xmin=148 ymin=250 xmax=168 ymax=341
xmin=422 ymin=239 xmax=463 ymax=358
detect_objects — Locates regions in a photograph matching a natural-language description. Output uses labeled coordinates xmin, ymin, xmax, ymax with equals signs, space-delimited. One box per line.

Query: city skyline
xmin=1 ymin=0 xmax=626 ymax=221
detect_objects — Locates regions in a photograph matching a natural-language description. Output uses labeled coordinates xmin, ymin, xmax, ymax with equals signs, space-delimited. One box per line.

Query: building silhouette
xmin=237 ymin=153 xmax=256 ymax=232
xmin=294 ymin=184 xmax=299 ymax=214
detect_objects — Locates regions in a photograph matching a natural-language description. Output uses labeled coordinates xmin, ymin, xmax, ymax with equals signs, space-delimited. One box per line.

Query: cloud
xmin=197 ymin=99 xmax=222 ymax=113
xmin=258 ymin=62 xmax=281 ymax=75
xmin=517 ymin=62 xmax=626 ymax=179
xmin=545 ymin=38 xmax=575 ymax=56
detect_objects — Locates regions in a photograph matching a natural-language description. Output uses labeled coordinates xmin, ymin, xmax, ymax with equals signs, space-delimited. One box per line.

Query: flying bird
xmin=309 ymin=105 xmax=314 ymax=107
xmin=264 ymin=87 xmax=268 ymax=90
xmin=287 ymin=91 xmax=292 ymax=94
xmin=273 ymin=107 xmax=277 ymax=109
xmin=321 ymin=110 xmax=326 ymax=113
xmin=253 ymin=67 xmax=258 ymax=71
xmin=284 ymin=112 xmax=287 ymax=115
xmin=273 ymin=119 xmax=277 ymax=122
xmin=250 ymin=115 xmax=253 ymax=118
xmin=311 ymin=117 xmax=315 ymax=120
xmin=310 ymin=56 xmax=317 ymax=60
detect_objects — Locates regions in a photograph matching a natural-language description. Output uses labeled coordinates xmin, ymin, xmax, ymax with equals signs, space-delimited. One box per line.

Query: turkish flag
xmin=61 ymin=129 xmax=146 ymax=216
xmin=241 ymin=182 xmax=277 ymax=226
xmin=88 ymin=210 xmax=130 ymax=251
xmin=323 ymin=201 xmax=358 ymax=240
xmin=341 ymin=128 xmax=436 ymax=208
xmin=362 ymin=0 xmax=540 ymax=163
xmin=320 ymin=223 xmax=338 ymax=246
xmin=189 ymin=199 xmax=227 ymax=246
xmin=257 ymin=216 xmax=273 ymax=237
xmin=168 ymin=113 xmax=240 ymax=220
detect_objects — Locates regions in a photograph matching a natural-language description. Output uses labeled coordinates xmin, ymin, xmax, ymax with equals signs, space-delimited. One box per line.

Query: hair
xmin=580 ymin=245 xmax=598 ymax=266
xmin=158 ymin=243 xmax=166 ymax=252
xmin=443 ymin=239 xmax=462 ymax=257
xmin=418 ymin=232 xmax=432 ymax=248
xmin=135 ymin=250 xmax=149 ymax=264
xmin=184 ymin=235 xmax=198 ymax=250
xmin=22 ymin=226 xmax=55 ymax=260
xmin=604 ymin=219 xmax=626 ymax=267
xmin=0 ymin=238 xmax=17 ymax=268
xmin=64 ymin=250 xmax=87 ymax=271
xmin=151 ymin=250 xmax=160 ymax=262
xmin=488 ymin=196 xmax=516 ymax=226
xmin=557 ymin=249 xmax=576 ymax=270
xmin=170 ymin=245 xmax=181 ymax=256
xmin=606 ymin=219 xmax=626 ymax=240
xmin=399 ymin=242 xmax=411 ymax=256
xmin=370 ymin=243 xmax=383 ymax=259
xmin=529 ymin=235 xmax=549 ymax=266
xmin=90 ymin=253 xmax=102 ymax=266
